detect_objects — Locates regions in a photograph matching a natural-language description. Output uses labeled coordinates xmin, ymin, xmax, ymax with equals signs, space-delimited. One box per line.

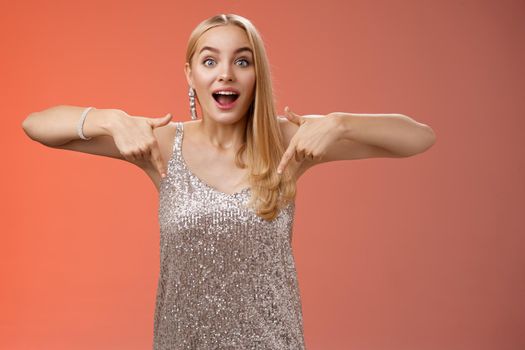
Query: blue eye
xmin=237 ymin=58 xmax=250 ymax=67
xmin=202 ymin=58 xmax=250 ymax=67
xmin=203 ymin=58 xmax=215 ymax=67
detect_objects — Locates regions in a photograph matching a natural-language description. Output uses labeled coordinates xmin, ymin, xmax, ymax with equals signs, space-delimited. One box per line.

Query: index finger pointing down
xmin=150 ymin=144 xmax=166 ymax=178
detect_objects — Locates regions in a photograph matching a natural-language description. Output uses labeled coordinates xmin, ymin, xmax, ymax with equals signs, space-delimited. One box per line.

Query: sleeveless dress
xmin=153 ymin=121 xmax=306 ymax=349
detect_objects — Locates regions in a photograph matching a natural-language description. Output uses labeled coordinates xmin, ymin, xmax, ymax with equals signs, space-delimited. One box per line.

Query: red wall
xmin=2 ymin=0 xmax=524 ymax=349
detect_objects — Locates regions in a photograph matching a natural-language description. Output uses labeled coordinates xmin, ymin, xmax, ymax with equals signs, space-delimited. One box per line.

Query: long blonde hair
xmin=185 ymin=14 xmax=296 ymax=221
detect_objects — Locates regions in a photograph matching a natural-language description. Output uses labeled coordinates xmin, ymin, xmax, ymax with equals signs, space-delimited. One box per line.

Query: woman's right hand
xmin=109 ymin=111 xmax=173 ymax=178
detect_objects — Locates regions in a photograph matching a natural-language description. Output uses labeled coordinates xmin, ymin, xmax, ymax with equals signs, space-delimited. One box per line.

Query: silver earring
xmin=188 ymin=86 xmax=198 ymax=120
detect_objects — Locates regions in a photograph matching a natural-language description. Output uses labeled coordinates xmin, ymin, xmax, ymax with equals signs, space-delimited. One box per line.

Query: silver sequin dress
xmin=154 ymin=122 xmax=306 ymax=349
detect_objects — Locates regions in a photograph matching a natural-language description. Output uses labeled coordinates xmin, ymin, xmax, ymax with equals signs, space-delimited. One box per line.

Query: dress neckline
xmin=178 ymin=122 xmax=251 ymax=198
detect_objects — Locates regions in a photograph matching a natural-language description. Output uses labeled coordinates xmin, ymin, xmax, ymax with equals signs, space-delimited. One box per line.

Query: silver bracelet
xmin=77 ymin=106 xmax=94 ymax=140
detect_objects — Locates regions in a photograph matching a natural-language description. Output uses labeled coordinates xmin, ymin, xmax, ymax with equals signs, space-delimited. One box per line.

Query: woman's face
xmin=185 ymin=24 xmax=256 ymax=124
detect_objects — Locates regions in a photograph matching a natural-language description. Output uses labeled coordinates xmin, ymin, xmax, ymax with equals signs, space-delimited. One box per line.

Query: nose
xmin=218 ymin=72 xmax=234 ymax=82
xmin=218 ymin=64 xmax=234 ymax=82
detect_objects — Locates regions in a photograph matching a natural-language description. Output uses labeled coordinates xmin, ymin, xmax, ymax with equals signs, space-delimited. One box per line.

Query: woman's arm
xmin=332 ymin=112 xmax=436 ymax=158
xmin=277 ymin=108 xmax=437 ymax=176
xmin=22 ymin=105 xmax=121 ymax=148
xmin=21 ymin=105 xmax=173 ymax=177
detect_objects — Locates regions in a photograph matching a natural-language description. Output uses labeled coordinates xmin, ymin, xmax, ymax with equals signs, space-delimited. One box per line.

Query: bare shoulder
xmin=153 ymin=120 xmax=178 ymax=161
xmin=277 ymin=116 xmax=302 ymax=152
xmin=140 ymin=121 xmax=178 ymax=190
xmin=277 ymin=116 xmax=294 ymax=144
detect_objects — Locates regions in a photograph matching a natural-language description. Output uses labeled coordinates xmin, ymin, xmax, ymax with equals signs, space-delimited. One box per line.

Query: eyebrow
xmin=199 ymin=46 xmax=253 ymax=55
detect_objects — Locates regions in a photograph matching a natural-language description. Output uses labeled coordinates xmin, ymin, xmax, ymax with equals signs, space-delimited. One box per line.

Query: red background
xmin=2 ymin=0 xmax=524 ymax=349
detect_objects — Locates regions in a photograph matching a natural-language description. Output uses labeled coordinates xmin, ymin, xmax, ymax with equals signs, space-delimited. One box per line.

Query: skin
xmin=22 ymin=23 xmax=435 ymax=196
xmin=185 ymin=25 xmax=256 ymax=141
xmin=178 ymin=24 xmax=257 ymax=194
xmin=142 ymin=24 xmax=436 ymax=192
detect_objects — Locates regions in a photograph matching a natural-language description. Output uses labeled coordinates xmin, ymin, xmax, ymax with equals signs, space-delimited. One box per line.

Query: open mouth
xmin=212 ymin=92 xmax=240 ymax=106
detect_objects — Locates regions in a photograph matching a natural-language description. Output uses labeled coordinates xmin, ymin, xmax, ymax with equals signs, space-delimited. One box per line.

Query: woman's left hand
xmin=277 ymin=106 xmax=341 ymax=175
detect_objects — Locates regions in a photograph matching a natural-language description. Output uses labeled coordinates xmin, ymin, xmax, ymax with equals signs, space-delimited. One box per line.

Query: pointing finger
xmin=277 ymin=141 xmax=296 ymax=175
xmin=150 ymin=140 xmax=166 ymax=178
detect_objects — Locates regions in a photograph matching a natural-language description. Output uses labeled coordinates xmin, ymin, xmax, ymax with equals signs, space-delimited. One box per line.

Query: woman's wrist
xmin=84 ymin=108 xmax=125 ymax=138
xmin=327 ymin=112 xmax=352 ymax=141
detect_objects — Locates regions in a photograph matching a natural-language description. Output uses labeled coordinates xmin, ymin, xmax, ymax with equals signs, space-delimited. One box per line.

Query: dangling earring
xmin=188 ymin=86 xmax=198 ymax=120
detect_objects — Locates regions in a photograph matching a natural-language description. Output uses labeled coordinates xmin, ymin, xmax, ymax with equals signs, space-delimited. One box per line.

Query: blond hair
xmin=185 ymin=14 xmax=296 ymax=221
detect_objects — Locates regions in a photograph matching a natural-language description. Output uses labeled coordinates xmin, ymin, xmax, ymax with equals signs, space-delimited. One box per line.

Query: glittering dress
xmin=153 ymin=122 xmax=306 ymax=349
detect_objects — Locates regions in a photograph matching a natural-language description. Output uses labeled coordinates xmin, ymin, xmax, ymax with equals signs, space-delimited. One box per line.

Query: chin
xmin=206 ymin=105 xmax=251 ymax=124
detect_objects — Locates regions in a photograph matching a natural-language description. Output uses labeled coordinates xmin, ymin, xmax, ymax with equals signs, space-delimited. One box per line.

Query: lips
xmin=212 ymin=91 xmax=240 ymax=106
xmin=212 ymin=87 xmax=240 ymax=94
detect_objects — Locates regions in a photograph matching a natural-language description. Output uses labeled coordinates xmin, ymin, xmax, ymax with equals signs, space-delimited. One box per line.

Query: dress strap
xmin=173 ymin=122 xmax=183 ymax=155
xmin=164 ymin=122 xmax=184 ymax=180
xmin=172 ymin=122 xmax=185 ymax=172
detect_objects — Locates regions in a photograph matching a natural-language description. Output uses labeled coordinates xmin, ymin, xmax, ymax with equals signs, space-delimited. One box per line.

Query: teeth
xmin=215 ymin=91 xmax=238 ymax=95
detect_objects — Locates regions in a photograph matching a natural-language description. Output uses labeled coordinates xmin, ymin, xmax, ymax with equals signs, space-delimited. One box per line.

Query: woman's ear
xmin=184 ymin=62 xmax=193 ymax=87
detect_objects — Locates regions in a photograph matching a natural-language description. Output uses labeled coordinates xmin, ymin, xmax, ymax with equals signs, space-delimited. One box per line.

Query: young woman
xmin=22 ymin=13 xmax=435 ymax=350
